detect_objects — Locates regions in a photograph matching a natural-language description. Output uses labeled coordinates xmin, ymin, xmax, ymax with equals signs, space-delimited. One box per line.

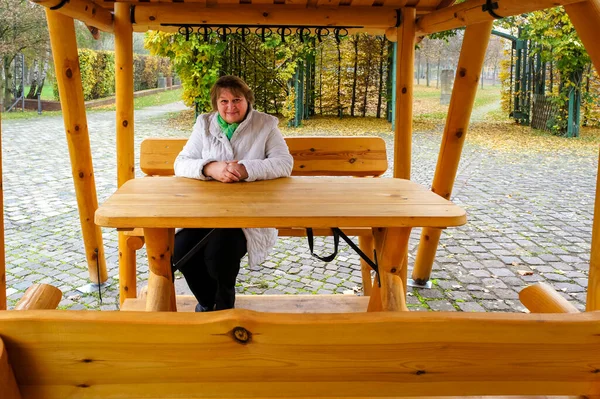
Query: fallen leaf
xmin=517 ymin=270 xmax=534 ymax=276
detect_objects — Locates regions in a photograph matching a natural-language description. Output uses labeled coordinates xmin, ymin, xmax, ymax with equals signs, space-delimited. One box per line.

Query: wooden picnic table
xmin=95 ymin=176 xmax=467 ymax=312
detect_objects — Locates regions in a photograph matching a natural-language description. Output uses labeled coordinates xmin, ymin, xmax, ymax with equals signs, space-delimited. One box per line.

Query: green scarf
xmin=217 ymin=114 xmax=239 ymax=141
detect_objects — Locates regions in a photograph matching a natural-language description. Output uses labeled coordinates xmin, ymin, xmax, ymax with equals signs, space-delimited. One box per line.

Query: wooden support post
xmin=46 ymin=10 xmax=107 ymax=284
xmin=144 ymin=228 xmax=176 ymax=312
xmin=368 ymin=228 xmax=411 ymax=312
xmin=14 ymin=284 xmax=62 ymax=310
xmin=519 ymin=282 xmax=580 ymax=314
xmin=416 ymin=0 xmax=584 ymax=36
xmin=115 ymin=3 xmax=137 ymax=305
xmin=0 ymin=339 xmax=21 ymax=399
xmin=0 ymin=116 xmax=5 ymax=310
xmin=393 ymin=7 xmax=416 ymax=180
xmin=412 ymin=21 xmax=493 ymax=284
xmin=358 ymin=235 xmax=374 ymax=296
xmin=564 ymin=0 xmax=600 ymax=311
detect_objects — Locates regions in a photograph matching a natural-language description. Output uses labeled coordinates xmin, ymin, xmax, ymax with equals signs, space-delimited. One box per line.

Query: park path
xmin=1 ymin=101 xmax=595 ymax=312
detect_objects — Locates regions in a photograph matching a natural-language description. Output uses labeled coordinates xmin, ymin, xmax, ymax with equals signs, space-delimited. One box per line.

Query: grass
xmin=1 ymin=88 xmax=184 ymax=120
xmin=23 ymin=84 xmax=55 ymax=101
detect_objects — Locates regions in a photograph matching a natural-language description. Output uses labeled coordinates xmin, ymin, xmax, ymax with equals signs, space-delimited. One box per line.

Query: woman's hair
xmin=210 ymin=75 xmax=255 ymax=110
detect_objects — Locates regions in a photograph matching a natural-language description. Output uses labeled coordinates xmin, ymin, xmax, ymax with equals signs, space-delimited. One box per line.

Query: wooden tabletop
xmin=95 ymin=176 xmax=467 ymax=229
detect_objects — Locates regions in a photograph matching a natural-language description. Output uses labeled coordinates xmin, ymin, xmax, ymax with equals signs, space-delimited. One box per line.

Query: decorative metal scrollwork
xmin=168 ymin=24 xmax=358 ymax=44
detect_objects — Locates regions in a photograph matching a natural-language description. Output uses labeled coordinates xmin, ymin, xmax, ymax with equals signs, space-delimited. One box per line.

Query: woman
xmin=173 ymin=75 xmax=293 ymax=312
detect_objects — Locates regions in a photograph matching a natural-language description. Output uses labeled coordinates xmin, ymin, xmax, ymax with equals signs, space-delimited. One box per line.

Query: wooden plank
xmin=0 ymin=339 xmax=21 ymax=399
xmin=416 ymin=0 xmax=584 ymax=36
xmin=412 ymin=21 xmax=493 ymax=284
xmin=132 ymin=4 xmax=399 ymax=28
xmin=0 ymin=311 xmax=599 ymax=398
xmin=140 ymin=136 xmax=388 ymax=177
xmin=94 ymin=176 xmax=468 ymax=229
xmin=46 ymin=9 xmax=108 ymax=285
xmin=122 ymin=294 xmax=370 ymax=312
xmin=33 ymin=0 xmax=113 ymax=32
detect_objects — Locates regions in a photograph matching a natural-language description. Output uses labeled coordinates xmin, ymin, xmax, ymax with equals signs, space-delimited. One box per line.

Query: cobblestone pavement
xmin=2 ymin=104 xmax=595 ymax=312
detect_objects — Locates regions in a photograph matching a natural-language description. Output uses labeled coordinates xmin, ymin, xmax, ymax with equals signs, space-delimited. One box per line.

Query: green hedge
xmin=53 ymin=49 xmax=172 ymax=101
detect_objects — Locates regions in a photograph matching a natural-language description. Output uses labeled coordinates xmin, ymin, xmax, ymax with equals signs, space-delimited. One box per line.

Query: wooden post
xmin=14 ymin=284 xmax=62 ymax=310
xmin=519 ymin=283 xmax=580 ymax=314
xmin=359 ymin=235 xmax=374 ymax=296
xmin=565 ymin=0 xmax=600 ymax=311
xmin=411 ymin=21 xmax=493 ymax=284
xmin=46 ymin=10 xmax=107 ymax=284
xmin=393 ymin=7 xmax=416 ymax=180
xmin=0 ymin=115 xmax=5 ymax=310
xmin=368 ymin=227 xmax=411 ymax=312
xmin=144 ymin=228 xmax=176 ymax=312
xmin=115 ymin=3 xmax=137 ymax=305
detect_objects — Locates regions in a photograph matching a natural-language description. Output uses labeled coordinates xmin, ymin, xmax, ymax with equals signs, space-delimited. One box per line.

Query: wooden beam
xmin=0 ymin=339 xmax=21 ymax=399
xmin=1 ymin=310 xmax=600 ymax=398
xmin=359 ymin=235 xmax=374 ymax=296
xmin=393 ymin=7 xmax=416 ymax=179
xmin=14 ymin=284 xmax=62 ymax=310
xmin=519 ymin=283 xmax=580 ymax=314
xmin=45 ymin=10 xmax=108 ymax=285
xmin=143 ymin=228 xmax=176 ymax=312
xmin=412 ymin=21 xmax=492 ymax=284
xmin=115 ymin=2 xmax=137 ymax=306
xmin=31 ymin=0 xmax=113 ymax=33
xmin=132 ymin=4 xmax=399 ymax=28
xmin=0 ymin=115 xmax=5 ymax=310
xmin=564 ymin=0 xmax=600 ymax=311
xmin=416 ymin=0 xmax=585 ymax=36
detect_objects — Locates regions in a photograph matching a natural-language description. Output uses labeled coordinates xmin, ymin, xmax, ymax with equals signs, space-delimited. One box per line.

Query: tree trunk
xmin=417 ymin=51 xmax=421 ymax=85
xmin=376 ymin=37 xmax=385 ymax=119
xmin=362 ymin=56 xmax=372 ymax=117
xmin=351 ymin=36 xmax=359 ymax=117
xmin=426 ymin=59 xmax=430 ymax=87
xmin=436 ymin=55 xmax=441 ymax=89
xmin=3 ymin=56 xmax=14 ymax=111
xmin=337 ymin=42 xmax=342 ymax=117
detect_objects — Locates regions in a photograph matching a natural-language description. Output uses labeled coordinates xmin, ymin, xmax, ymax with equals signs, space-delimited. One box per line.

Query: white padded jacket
xmin=173 ymin=109 xmax=294 ymax=266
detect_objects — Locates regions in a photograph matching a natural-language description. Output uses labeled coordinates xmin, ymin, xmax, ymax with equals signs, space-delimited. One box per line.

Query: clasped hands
xmin=204 ymin=160 xmax=249 ymax=183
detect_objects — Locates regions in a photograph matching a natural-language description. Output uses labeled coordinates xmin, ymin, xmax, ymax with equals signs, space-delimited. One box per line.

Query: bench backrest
xmin=140 ymin=136 xmax=388 ymax=177
xmin=0 ymin=310 xmax=598 ymax=399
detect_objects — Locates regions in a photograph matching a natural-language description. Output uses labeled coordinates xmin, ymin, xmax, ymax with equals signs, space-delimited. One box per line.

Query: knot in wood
xmin=390 ymin=268 xmax=397 ymax=273
xmin=459 ymin=68 xmax=466 ymax=78
xmin=232 ymin=326 xmax=251 ymax=344
xmin=123 ymin=120 xmax=128 ymax=127
xmin=91 ymin=7 xmax=96 ymax=15
xmin=402 ymin=87 xmax=407 ymax=94
xmin=263 ymin=12 xmax=269 ymax=17
xmin=415 ymin=370 xmax=426 ymax=375
xmin=349 ymin=158 xmax=356 ymax=164
xmin=149 ymin=15 xmax=156 ymax=21
xmin=455 ymin=129 xmax=463 ymax=138
xmin=66 ymin=68 xmax=73 ymax=78
xmin=310 ymin=148 xmax=316 ymax=152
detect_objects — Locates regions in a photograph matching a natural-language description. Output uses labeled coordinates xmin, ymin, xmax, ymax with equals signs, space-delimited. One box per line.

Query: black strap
xmin=307 ymin=228 xmax=381 ymax=287
xmin=50 ymin=0 xmax=70 ymax=10
xmin=482 ymin=0 xmax=503 ymax=19
xmin=172 ymin=228 xmax=216 ymax=270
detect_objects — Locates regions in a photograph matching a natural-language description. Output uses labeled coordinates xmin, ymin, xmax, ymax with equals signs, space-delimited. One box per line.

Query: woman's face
xmin=217 ymin=88 xmax=248 ymax=124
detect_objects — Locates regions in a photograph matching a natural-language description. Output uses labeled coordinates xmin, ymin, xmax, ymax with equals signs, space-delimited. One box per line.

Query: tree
xmin=0 ymin=0 xmax=49 ymax=110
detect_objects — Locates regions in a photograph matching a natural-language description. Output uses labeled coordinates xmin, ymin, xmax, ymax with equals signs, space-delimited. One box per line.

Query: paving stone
xmin=426 ymin=300 xmax=456 ymax=311
xmin=457 ymin=302 xmax=485 ymax=312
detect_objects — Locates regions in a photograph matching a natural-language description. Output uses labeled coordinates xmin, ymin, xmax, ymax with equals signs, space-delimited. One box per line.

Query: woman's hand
xmin=203 ymin=161 xmax=248 ymax=183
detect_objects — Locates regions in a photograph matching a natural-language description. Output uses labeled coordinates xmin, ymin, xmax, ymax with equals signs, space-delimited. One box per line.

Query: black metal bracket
xmin=482 ymin=0 xmax=503 ymax=19
xmin=50 ymin=0 xmax=70 ymax=10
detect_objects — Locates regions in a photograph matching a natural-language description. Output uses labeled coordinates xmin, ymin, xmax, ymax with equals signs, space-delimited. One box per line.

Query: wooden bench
xmin=1 ymin=283 xmax=596 ymax=399
xmin=120 ymin=136 xmax=388 ymax=305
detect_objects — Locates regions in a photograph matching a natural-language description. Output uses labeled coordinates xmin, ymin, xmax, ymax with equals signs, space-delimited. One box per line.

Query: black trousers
xmin=172 ymin=228 xmax=247 ymax=310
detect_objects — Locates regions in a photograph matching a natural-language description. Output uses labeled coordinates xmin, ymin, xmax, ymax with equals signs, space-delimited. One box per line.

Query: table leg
xmin=144 ymin=228 xmax=176 ymax=312
xmin=367 ymin=227 xmax=411 ymax=312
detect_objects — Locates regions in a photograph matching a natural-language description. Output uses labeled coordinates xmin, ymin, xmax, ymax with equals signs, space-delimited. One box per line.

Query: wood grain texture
xmin=33 ymin=0 xmax=113 ymax=32
xmin=95 ymin=176 xmax=467 ymax=229
xmin=0 ymin=339 xmax=21 ymax=399
xmin=564 ymin=0 xmax=600 ymax=311
xmin=140 ymin=136 xmax=387 ymax=177
xmin=0 ymin=310 xmax=599 ymax=398
xmin=412 ymin=21 xmax=493 ymax=284
xmin=46 ymin=9 xmax=107 ymax=284
xmin=416 ymin=0 xmax=583 ymax=35
xmin=520 ymin=283 xmax=580 ymax=314
xmin=122 ymin=294 xmax=370 ymax=312
xmin=14 ymin=284 xmax=62 ymax=310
